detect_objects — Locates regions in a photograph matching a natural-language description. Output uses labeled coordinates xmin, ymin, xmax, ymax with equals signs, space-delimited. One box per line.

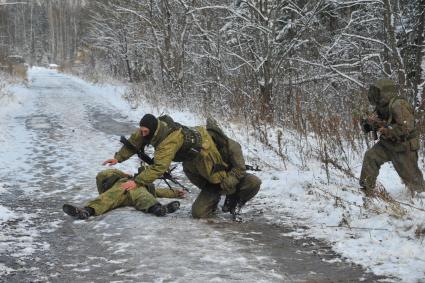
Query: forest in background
xmin=1 ymin=0 xmax=425 ymax=175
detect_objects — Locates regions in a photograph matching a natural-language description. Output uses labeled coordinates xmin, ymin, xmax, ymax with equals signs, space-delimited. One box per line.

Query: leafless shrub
xmin=415 ymin=225 xmax=425 ymax=239
xmin=0 ymin=76 xmax=14 ymax=103
xmin=363 ymin=182 xmax=407 ymax=218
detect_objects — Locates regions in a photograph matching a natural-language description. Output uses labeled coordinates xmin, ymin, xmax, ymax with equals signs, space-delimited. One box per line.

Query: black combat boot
xmin=222 ymin=194 xmax=238 ymax=214
xmin=148 ymin=201 xmax=180 ymax=216
xmin=165 ymin=201 xmax=180 ymax=213
xmin=148 ymin=203 xmax=167 ymax=216
xmin=63 ymin=204 xmax=95 ymax=220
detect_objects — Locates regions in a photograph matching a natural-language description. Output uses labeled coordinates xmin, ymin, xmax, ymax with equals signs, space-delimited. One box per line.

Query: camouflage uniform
xmin=360 ymin=79 xmax=425 ymax=195
xmin=115 ymin=116 xmax=261 ymax=218
xmin=186 ymin=119 xmax=261 ymax=218
xmin=86 ymin=169 xmax=182 ymax=216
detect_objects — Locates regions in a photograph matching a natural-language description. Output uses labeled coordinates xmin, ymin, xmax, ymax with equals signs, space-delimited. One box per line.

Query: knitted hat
xmin=139 ymin=114 xmax=158 ymax=141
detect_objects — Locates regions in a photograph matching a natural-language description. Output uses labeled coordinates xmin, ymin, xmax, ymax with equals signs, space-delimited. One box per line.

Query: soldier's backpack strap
xmin=387 ymin=97 xmax=398 ymax=124
xmin=387 ymin=96 xmax=410 ymax=124
xmin=158 ymin=115 xmax=202 ymax=161
xmin=158 ymin=115 xmax=181 ymax=131
xmin=206 ymin=117 xmax=229 ymax=151
xmin=387 ymin=97 xmax=418 ymax=141
xmin=206 ymin=117 xmax=261 ymax=172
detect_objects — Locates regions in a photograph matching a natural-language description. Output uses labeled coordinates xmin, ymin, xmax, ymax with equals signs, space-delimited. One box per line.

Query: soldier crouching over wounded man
xmin=103 ymin=114 xmax=262 ymax=219
xmin=63 ymin=168 xmax=184 ymax=219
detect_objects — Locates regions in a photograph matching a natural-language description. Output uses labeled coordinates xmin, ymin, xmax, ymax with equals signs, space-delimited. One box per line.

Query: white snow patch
xmin=0 ymin=184 xmax=8 ymax=194
xmin=0 ymin=205 xmax=16 ymax=223
xmin=0 ymin=263 xmax=15 ymax=276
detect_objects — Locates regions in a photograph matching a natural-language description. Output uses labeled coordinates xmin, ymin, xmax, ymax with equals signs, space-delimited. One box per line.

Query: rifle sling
xmin=211 ymin=164 xmax=261 ymax=174
xmin=120 ymin=135 xmax=138 ymax=152
xmin=120 ymin=136 xmax=153 ymax=164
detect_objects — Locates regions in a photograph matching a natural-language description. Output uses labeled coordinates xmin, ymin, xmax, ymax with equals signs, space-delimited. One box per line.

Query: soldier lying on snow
xmin=63 ymin=168 xmax=184 ymax=219
xmin=360 ymin=79 xmax=425 ymax=196
xmin=102 ymin=114 xmax=261 ymax=219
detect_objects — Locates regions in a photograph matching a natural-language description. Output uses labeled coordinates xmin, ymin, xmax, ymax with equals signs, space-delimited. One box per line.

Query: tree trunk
xmin=382 ymin=0 xmax=407 ymax=90
xmin=414 ymin=0 xmax=425 ymax=104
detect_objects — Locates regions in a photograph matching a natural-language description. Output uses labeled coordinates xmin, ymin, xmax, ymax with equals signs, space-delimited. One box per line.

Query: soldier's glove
xmin=361 ymin=120 xmax=372 ymax=133
xmin=220 ymin=175 xmax=239 ymax=195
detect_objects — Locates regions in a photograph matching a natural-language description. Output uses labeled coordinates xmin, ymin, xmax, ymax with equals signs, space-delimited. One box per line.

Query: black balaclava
xmin=139 ymin=114 xmax=158 ymax=141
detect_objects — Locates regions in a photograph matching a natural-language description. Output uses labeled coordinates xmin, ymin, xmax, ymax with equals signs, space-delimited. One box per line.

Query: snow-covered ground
xmin=0 ymin=68 xmax=292 ymax=282
xmin=1 ymin=67 xmax=425 ymax=282
xmin=89 ymin=72 xmax=425 ymax=282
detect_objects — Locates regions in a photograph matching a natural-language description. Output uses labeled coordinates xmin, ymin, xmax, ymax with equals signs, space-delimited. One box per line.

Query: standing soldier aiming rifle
xmin=360 ymin=79 xmax=425 ymax=196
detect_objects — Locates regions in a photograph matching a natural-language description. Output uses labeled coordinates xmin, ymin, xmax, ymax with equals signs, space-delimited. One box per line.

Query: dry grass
xmin=0 ymin=80 xmax=14 ymax=104
xmin=415 ymin=225 xmax=425 ymax=239
xmin=362 ymin=182 xmax=407 ymax=218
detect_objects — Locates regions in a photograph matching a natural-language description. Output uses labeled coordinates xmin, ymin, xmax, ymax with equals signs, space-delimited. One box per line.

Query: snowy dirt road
xmin=0 ymin=69 xmax=384 ymax=282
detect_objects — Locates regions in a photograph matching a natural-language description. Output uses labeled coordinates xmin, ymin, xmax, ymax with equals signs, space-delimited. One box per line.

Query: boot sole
xmin=63 ymin=204 xmax=79 ymax=218
xmin=166 ymin=201 xmax=180 ymax=214
xmin=63 ymin=204 xmax=90 ymax=219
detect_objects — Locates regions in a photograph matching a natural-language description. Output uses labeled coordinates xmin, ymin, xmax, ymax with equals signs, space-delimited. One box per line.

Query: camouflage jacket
xmin=114 ymin=117 xmax=247 ymax=185
xmin=369 ymin=79 xmax=419 ymax=151
xmin=114 ymin=119 xmax=185 ymax=186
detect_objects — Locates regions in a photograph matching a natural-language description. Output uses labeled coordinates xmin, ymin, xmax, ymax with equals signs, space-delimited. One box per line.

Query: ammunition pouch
xmin=398 ymin=130 xmax=418 ymax=143
xmin=409 ymin=138 xmax=420 ymax=151
xmin=381 ymin=135 xmax=420 ymax=153
xmin=397 ymin=134 xmax=419 ymax=152
xmin=384 ymin=130 xmax=418 ymax=146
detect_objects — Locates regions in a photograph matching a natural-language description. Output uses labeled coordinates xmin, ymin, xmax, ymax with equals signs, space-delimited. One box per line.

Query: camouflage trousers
xmin=183 ymin=167 xmax=261 ymax=218
xmin=86 ymin=180 xmax=158 ymax=216
xmin=87 ymin=169 xmax=180 ymax=216
xmin=360 ymin=141 xmax=425 ymax=194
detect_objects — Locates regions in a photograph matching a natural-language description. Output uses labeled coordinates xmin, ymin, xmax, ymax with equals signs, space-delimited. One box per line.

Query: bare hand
xmin=121 ymin=180 xmax=137 ymax=191
xmin=175 ymin=189 xmax=187 ymax=199
xmin=103 ymin=159 xmax=118 ymax=166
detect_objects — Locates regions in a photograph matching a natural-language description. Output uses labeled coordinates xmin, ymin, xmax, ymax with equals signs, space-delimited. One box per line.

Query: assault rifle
xmin=211 ymin=164 xmax=262 ymax=174
xmin=361 ymin=113 xmax=388 ymax=141
xmin=120 ymin=136 xmax=190 ymax=192
xmin=245 ymin=164 xmax=261 ymax=172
